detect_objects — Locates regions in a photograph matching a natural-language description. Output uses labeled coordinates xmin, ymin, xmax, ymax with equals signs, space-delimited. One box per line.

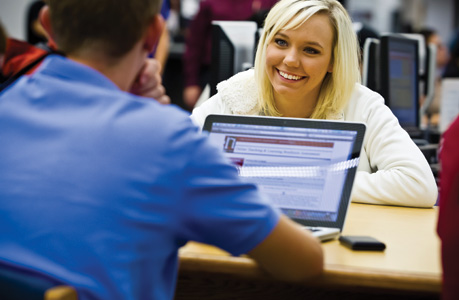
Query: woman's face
xmin=429 ymin=34 xmax=449 ymax=69
xmin=265 ymin=13 xmax=334 ymax=110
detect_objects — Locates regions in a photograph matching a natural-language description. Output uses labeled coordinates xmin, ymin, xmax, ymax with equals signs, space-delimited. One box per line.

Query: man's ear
xmin=144 ymin=15 xmax=164 ymax=53
xmin=39 ymin=5 xmax=53 ymax=40
xmin=39 ymin=5 xmax=57 ymax=49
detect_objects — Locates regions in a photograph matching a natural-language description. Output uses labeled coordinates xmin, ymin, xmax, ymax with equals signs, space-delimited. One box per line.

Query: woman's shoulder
xmin=346 ymin=84 xmax=385 ymax=109
xmin=343 ymin=83 xmax=389 ymax=121
xmin=350 ymin=83 xmax=384 ymax=104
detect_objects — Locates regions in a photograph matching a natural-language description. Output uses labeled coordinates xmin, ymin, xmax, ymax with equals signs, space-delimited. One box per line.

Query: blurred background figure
xmin=419 ymin=28 xmax=450 ymax=76
xmin=180 ymin=0 xmax=201 ymax=31
xmin=437 ymin=114 xmax=459 ymax=300
xmin=182 ymin=0 xmax=278 ymax=109
xmin=26 ymin=0 xmax=47 ymax=47
xmin=443 ymin=30 xmax=459 ymax=78
xmin=166 ymin=0 xmax=181 ymax=38
xmin=417 ymin=27 xmax=450 ymax=120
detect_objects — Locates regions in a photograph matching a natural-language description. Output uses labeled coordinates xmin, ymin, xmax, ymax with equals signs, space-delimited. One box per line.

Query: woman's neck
xmin=274 ymin=93 xmax=318 ymax=118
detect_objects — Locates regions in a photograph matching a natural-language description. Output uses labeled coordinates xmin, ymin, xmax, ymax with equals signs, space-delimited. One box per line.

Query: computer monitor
xmin=400 ymin=34 xmax=437 ymax=119
xmin=420 ymin=43 xmax=438 ymax=117
xmin=210 ymin=21 xmax=258 ymax=97
xmin=379 ymin=34 xmax=420 ymax=130
xmin=362 ymin=38 xmax=380 ymax=92
xmin=400 ymin=33 xmax=426 ymax=77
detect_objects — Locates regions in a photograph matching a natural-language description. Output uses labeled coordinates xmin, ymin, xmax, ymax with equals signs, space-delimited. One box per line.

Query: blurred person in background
xmin=182 ymin=0 xmax=278 ymax=109
xmin=443 ymin=30 xmax=459 ymax=78
xmin=437 ymin=114 xmax=459 ymax=300
xmin=418 ymin=28 xmax=450 ymax=120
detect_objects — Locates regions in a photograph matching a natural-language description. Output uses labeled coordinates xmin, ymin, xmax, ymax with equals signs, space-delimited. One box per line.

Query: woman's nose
xmin=283 ymin=49 xmax=300 ymax=68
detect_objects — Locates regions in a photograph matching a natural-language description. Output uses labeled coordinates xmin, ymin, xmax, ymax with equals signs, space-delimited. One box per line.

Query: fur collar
xmin=216 ymin=69 xmax=260 ymax=115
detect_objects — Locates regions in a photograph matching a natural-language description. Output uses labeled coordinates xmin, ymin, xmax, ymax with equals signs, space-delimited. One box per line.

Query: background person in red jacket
xmin=438 ymin=115 xmax=459 ymax=300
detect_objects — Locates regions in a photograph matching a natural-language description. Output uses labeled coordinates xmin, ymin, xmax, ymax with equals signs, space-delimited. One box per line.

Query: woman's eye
xmin=305 ymin=47 xmax=319 ymax=54
xmin=274 ymin=39 xmax=287 ymax=47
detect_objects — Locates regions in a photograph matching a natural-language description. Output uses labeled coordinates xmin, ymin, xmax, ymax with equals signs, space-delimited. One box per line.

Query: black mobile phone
xmin=339 ymin=235 xmax=386 ymax=251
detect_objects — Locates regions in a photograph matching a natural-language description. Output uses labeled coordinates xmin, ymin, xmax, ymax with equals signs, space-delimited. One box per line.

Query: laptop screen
xmin=203 ymin=115 xmax=365 ymax=230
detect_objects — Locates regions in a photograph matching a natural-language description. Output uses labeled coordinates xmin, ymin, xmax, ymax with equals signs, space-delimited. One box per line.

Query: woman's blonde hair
xmin=254 ymin=0 xmax=361 ymax=119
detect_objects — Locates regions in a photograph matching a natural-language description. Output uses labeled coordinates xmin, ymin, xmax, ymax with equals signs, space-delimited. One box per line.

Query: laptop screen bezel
xmin=202 ymin=114 xmax=366 ymax=231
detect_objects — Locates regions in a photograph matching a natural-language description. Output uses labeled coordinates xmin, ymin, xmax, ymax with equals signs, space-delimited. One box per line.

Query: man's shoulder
xmin=97 ymin=91 xmax=196 ymax=136
xmin=5 ymin=61 xmax=195 ymax=139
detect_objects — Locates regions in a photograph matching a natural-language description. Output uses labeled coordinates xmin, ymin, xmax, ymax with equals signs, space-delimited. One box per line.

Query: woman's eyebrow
xmin=305 ymin=41 xmax=324 ymax=49
xmin=275 ymin=32 xmax=324 ymax=49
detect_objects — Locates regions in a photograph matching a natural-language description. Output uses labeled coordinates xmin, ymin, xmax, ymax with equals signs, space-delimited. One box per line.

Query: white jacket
xmin=191 ymin=69 xmax=438 ymax=207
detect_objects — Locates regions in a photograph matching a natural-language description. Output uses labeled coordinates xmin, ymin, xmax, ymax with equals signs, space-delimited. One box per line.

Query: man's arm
xmin=248 ymin=214 xmax=324 ymax=282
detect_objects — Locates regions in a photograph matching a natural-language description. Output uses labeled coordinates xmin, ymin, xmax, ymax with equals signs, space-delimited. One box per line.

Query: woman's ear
xmin=327 ymin=61 xmax=334 ymax=73
xmin=143 ymin=15 xmax=164 ymax=53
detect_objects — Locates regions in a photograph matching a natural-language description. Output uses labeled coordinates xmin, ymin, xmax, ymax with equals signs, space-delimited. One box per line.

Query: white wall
xmin=0 ymin=0 xmax=36 ymax=40
xmin=347 ymin=0 xmax=401 ymax=34
xmin=347 ymin=0 xmax=455 ymax=43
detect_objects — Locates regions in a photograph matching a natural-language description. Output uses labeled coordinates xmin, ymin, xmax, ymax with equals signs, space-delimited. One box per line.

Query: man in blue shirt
xmin=0 ymin=0 xmax=323 ymax=299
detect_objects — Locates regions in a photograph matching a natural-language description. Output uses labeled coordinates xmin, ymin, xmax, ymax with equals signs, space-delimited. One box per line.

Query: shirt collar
xmin=37 ymin=54 xmax=120 ymax=91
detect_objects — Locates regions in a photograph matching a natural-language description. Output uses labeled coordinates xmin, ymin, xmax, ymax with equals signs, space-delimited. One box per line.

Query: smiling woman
xmin=190 ymin=0 xmax=438 ymax=208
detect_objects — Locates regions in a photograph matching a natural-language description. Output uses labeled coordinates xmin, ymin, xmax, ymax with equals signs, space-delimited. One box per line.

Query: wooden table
xmin=176 ymin=203 xmax=441 ymax=300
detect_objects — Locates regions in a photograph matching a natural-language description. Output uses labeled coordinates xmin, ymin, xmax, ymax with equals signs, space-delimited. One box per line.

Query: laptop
xmin=202 ymin=114 xmax=366 ymax=242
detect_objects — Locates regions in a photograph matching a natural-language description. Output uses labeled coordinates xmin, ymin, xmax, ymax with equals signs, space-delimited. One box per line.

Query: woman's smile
xmin=277 ymin=69 xmax=307 ymax=81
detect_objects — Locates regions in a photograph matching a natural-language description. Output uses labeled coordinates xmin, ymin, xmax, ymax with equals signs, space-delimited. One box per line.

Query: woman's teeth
xmin=279 ymin=71 xmax=303 ymax=80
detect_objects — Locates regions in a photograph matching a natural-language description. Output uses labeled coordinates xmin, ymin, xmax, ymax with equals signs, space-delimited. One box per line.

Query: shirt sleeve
xmin=176 ymin=124 xmax=280 ymax=256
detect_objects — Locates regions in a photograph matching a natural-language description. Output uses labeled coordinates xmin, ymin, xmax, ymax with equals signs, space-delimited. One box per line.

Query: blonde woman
xmin=191 ymin=0 xmax=437 ymax=207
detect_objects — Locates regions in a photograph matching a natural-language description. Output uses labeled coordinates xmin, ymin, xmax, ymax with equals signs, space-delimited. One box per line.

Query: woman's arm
xmin=349 ymin=87 xmax=438 ymax=207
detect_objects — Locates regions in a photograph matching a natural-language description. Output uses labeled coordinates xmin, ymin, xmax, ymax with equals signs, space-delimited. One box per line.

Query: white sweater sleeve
xmin=348 ymin=88 xmax=438 ymax=207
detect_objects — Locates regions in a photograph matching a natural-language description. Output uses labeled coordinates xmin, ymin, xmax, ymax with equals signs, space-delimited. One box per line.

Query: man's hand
xmin=130 ymin=58 xmax=170 ymax=104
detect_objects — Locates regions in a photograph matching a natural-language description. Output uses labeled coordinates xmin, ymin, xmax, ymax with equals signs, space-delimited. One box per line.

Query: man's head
xmin=42 ymin=0 xmax=162 ymax=59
